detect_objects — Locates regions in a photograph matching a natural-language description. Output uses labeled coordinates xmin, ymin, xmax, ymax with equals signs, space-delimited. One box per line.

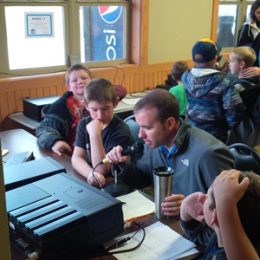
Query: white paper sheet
xmin=117 ymin=190 xmax=155 ymax=221
xmin=111 ymin=221 xmax=198 ymax=260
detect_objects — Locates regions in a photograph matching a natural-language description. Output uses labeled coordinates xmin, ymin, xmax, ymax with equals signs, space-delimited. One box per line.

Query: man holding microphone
xmin=106 ymin=89 xmax=234 ymax=216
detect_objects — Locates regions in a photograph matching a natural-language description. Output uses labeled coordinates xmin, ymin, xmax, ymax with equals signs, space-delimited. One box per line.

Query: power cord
xmin=105 ymin=222 xmax=146 ymax=255
xmin=87 ymin=222 xmax=146 ymax=258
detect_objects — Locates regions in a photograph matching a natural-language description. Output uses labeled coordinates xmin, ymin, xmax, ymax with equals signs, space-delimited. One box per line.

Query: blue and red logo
xmin=98 ymin=6 xmax=122 ymax=24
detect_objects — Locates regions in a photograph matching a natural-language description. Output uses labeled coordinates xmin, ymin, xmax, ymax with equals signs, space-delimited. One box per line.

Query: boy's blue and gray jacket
xmin=182 ymin=68 xmax=245 ymax=143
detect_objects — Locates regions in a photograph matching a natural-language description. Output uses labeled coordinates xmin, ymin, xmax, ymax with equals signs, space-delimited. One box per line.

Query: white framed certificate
xmin=25 ymin=12 xmax=53 ymax=37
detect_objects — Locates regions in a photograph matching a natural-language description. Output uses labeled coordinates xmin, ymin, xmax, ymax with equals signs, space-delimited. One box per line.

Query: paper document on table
xmin=121 ymin=97 xmax=141 ymax=105
xmin=117 ymin=190 xmax=155 ymax=221
xmin=112 ymin=221 xmax=198 ymax=260
xmin=2 ymin=149 xmax=9 ymax=157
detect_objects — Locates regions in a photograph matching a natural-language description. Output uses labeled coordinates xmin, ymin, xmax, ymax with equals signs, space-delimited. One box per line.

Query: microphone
xmin=122 ymin=142 xmax=144 ymax=156
xmin=102 ymin=142 xmax=144 ymax=197
xmin=102 ymin=142 xmax=144 ymax=164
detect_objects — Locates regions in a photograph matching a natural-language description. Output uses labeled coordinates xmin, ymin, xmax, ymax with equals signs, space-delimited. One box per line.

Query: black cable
xmin=91 ymin=161 xmax=103 ymax=187
xmin=92 ymin=159 xmax=125 ymax=187
xmin=103 ymin=222 xmax=146 ymax=255
xmin=87 ymin=222 xmax=146 ymax=258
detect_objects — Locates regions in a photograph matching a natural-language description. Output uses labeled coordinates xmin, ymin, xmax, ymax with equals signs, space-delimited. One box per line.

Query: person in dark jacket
xmin=182 ymin=38 xmax=245 ymax=143
xmin=237 ymin=0 xmax=260 ymax=66
xmin=36 ymin=64 xmax=92 ymax=155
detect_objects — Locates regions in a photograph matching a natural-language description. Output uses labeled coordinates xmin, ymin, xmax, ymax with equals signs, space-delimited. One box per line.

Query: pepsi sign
xmin=83 ymin=5 xmax=125 ymax=62
xmin=98 ymin=6 xmax=123 ymax=24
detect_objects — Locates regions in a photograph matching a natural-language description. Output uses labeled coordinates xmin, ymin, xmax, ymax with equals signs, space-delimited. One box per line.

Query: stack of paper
xmin=111 ymin=221 xmax=198 ymax=259
xmin=117 ymin=190 xmax=155 ymax=221
xmin=114 ymin=191 xmax=198 ymax=259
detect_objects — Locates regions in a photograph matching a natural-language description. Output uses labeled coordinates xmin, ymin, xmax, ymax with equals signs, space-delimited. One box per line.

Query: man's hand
xmin=105 ymin=145 xmax=131 ymax=164
xmin=180 ymin=192 xmax=205 ymax=222
xmin=161 ymin=194 xmax=185 ymax=217
xmin=86 ymin=171 xmax=106 ymax=188
xmin=52 ymin=140 xmax=72 ymax=156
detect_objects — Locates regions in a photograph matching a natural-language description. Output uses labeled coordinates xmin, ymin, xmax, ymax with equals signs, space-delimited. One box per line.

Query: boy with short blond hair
xmin=229 ymin=46 xmax=257 ymax=77
xmin=227 ymin=46 xmax=260 ymax=146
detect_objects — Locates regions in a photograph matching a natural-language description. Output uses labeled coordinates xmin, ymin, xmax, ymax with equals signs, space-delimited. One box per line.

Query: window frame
xmin=212 ymin=0 xmax=256 ymax=51
xmin=0 ymin=0 xmax=131 ymax=76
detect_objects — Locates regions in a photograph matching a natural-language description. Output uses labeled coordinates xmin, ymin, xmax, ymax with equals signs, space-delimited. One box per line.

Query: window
xmin=216 ymin=0 xmax=255 ymax=49
xmin=79 ymin=5 xmax=127 ymax=63
xmin=5 ymin=6 xmax=66 ymax=70
xmin=0 ymin=0 xmax=129 ymax=75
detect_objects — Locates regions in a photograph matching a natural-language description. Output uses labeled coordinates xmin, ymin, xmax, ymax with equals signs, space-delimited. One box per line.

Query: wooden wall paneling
xmin=29 ymin=88 xmax=37 ymax=98
xmin=57 ymin=83 xmax=66 ymax=95
xmin=0 ymin=61 xmax=187 ymax=129
xmin=143 ymin=71 xmax=149 ymax=90
xmin=43 ymin=86 xmax=49 ymax=96
xmin=15 ymin=89 xmax=24 ymax=113
xmin=128 ymin=71 xmax=135 ymax=92
xmin=7 ymin=91 xmax=16 ymax=115
xmin=36 ymin=87 xmax=44 ymax=98
xmin=0 ymin=93 xmax=8 ymax=123
xmin=133 ymin=74 xmax=139 ymax=93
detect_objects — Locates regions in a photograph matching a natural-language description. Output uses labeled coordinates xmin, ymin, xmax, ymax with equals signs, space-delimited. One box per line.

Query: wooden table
xmin=0 ymin=128 xmax=85 ymax=181
xmin=0 ymin=129 xmax=199 ymax=260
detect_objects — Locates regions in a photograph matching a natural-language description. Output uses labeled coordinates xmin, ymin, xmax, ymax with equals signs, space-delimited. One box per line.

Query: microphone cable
xmin=91 ymin=161 xmax=103 ymax=188
xmin=106 ymin=222 xmax=146 ymax=254
xmin=87 ymin=222 xmax=146 ymax=258
xmin=91 ymin=161 xmax=125 ymax=188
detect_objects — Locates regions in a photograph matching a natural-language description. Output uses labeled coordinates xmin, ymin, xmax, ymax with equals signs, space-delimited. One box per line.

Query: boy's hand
xmin=213 ymin=169 xmax=249 ymax=207
xmin=86 ymin=119 xmax=103 ymax=137
xmin=86 ymin=171 xmax=106 ymax=188
xmin=161 ymin=194 xmax=185 ymax=217
xmin=180 ymin=192 xmax=205 ymax=222
xmin=52 ymin=141 xmax=72 ymax=156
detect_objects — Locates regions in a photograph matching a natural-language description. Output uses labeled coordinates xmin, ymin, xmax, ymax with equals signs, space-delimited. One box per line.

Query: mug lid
xmin=153 ymin=166 xmax=174 ymax=176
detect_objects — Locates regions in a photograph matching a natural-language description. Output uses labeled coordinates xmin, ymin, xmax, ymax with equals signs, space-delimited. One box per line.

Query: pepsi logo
xmin=98 ymin=6 xmax=122 ymax=24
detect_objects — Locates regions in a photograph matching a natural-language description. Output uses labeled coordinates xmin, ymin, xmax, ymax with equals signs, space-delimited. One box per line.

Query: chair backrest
xmin=123 ymin=114 xmax=143 ymax=144
xmin=229 ymin=143 xmax=260 ymax=174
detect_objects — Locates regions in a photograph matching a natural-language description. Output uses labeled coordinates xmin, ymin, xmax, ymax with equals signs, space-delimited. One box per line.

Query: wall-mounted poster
xmin=25 ymin=13 xmax=53 ymax=37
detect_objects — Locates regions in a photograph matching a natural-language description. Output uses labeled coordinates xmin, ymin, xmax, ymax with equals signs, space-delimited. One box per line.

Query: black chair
xmin=123 ymin=114 xmax=143 ymax=144
xmin=229 ymin=143 xmax=260 ymax=174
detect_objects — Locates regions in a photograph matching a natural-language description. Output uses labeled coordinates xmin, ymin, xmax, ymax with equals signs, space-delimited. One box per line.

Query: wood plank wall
xmin=0 ymin=62 xmax=186 ymax=129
